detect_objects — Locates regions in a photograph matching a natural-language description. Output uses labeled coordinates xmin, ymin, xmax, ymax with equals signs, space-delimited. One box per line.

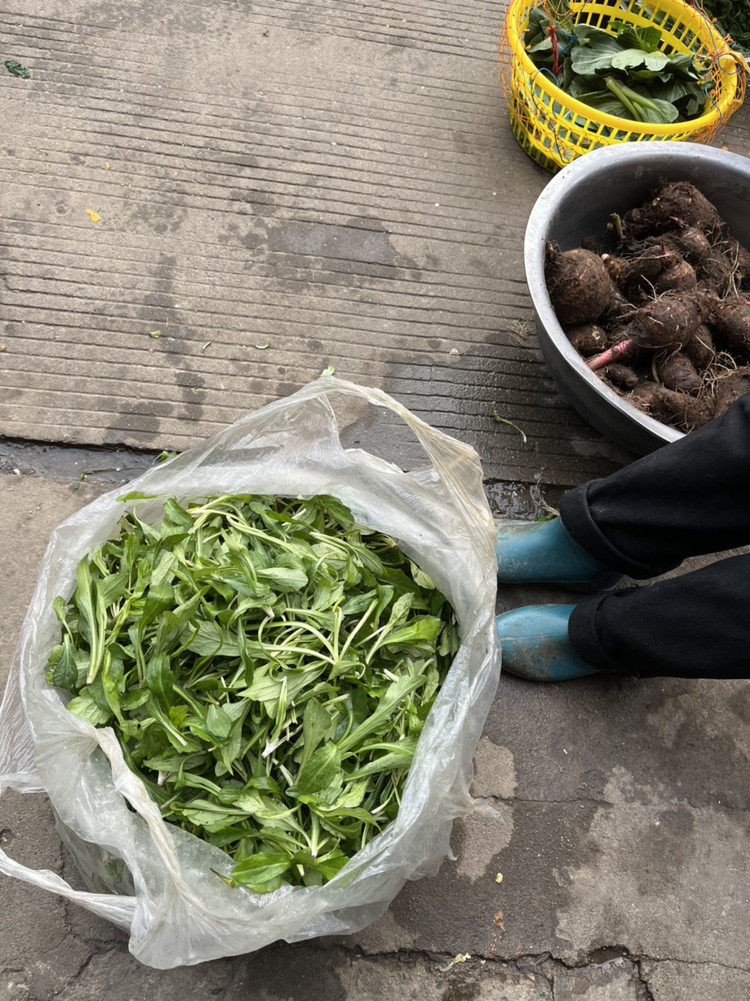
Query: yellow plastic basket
xmin=500 ymin=0 xmax=747 ymax=172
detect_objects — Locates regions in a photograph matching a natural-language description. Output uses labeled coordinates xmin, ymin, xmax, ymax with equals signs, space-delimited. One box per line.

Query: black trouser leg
xmin=558 ymin=394 xmax=750 ymax=679
xmin=569 ymin=555 xmax=750 ymax=679
xmin=559 ymin=394 xmax=750 ymax=579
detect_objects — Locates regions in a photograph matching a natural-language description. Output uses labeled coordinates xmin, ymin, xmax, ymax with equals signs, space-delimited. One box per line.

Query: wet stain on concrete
xmin=632 ymin=805 xmax=695 ymax=897
xmin=269 ymin=220 xmax=394 ymax=266
xmin=441 ymin=983 xmax=481 ymax=1001
xmin=230 ymin=941 xmax=347 ymax=1001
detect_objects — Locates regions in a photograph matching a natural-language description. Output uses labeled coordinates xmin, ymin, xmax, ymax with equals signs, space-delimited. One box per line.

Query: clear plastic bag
xmin=0 ymin=377 xmax=499 ymax=968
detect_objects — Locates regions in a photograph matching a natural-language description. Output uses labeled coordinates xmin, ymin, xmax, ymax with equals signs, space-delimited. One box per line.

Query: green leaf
xmin=49 ymin=492 xmax=458 ymax=890
xmin=66 ymin=689 xmax=113 ymax=726
xmin=47 ymin=637 xmax=78 ymax=690
xmin=255 ymin=566 xmax=308 ymax=592
xmin=380 ymin=616 xmax=443 ymax=649
xmin=347 ymin=743 xmax=418 ymax=780
xmin=217 ymin=716 xmax=244 ymax=774
xmin=299 ymin=698 xmax=335 ymax=767
xmin=294 ymin=741 xmax=342 ymax=795
xmin=146 ymin=652 xmax=175 ymax=707
xmin=205 ymin=703 xmax=233 ymax=740
xmin=569 ymin=28 xmax=623 ymax=76
xmin=228 ymin=852 xmax=292 ymax=890
xmin=339 ymin=674 xmax=425 ymax=753
xmin=610 ymin=21 xmax=662 ymax=53
xmin=161 ymin=498 xmax=194 ymax=533
xmin=610 ymin=48 xmax=669 ymax=73
xmin=140 ymin=583 xmax=175 ymax=629
xmin=293 ymin=849 xmax=349 ymax=882
xmin=120 ymin=688 xmax=151 ymax=711
xmin=96 ymin=571 xmax=129 ymax=609
xmin=329 ymin=778 xmax=370 ymax=809
xmin=73 ymin=557 xmax=106 ymax=684
xmin=116 ymin=490 xmax=160 ymax=502
xmin=187 ymin=619 xmax=240 ymax=658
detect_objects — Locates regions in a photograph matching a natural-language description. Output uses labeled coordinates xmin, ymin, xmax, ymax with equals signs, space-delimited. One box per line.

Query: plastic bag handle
xmin=0 ymin=843 xmax=137 ymax=926
xmin=309 ymin=378 xmax=491 ymax=540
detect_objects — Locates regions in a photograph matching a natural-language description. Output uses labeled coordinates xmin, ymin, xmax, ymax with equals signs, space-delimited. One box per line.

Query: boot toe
xmin=496 ymin=518 xmax=623 ymax=592
xmin=496 ymin=604 xmax=599 ymax=682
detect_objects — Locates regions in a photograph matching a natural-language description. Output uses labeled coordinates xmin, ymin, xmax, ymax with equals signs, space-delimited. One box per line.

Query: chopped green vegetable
xmin=490 ymin=410 xmax=528 ymax=443
xmin=4 ymin=59 xmax=30 ymax=78
xmin=47 ymin=494 xmax=459 ymax=892
xmin=524 ymin=2 xmax=714 ymax=124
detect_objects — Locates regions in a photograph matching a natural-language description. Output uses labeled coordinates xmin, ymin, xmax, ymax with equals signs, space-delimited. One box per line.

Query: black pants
xmin=559 ymin=394 xmax=750 ymax=679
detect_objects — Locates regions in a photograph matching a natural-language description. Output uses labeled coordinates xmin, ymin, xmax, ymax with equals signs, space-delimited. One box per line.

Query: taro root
xmin=654 ymin=258 xmax=697 ymax=295
xmin=655 ymin=352 xmax=703 ymax=396
xmin=567 ymin=323 xmax=608 ymax=356
xmin=702 ymin=240 xmax=750 ymax=293
xmin=711 ymin=297 xmax=750 ymax=360
xmin=603 ymin=244 xmax=674 ymax=292
xmin=545 ymin=243 xmax=617 ymax=326
xmin=624 ymin=293 xmax=706 ymax=351
xmin=683 ymin=324 xmax=716 ymax=371
xmin=658 ymin=226 xmax=711 ymax=264
xmin=734 ymin=244 xmax=750 ymax=285
xmin=623 ymin=181 xmax=724 ymax=239
xmin=714 ymin=367 xmax=750 ymax=416
xmin=601 ymin=362 xmax=639 ymax=390
xmin=697 ymin=249 xmax=738 ymax=297
xmin=630 ymin=382 xmax=715 ymax=433
xmin=601 ymin=283 xmax=635 ymax=322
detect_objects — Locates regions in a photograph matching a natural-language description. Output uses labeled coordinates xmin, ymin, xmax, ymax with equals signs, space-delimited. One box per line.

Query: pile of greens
xmin=47 ymin=493 xmax=459 ymax=893
xmin=525 ymin=1 xmax=714 ymax=124
xmin=703 ymin=0 xmax=750 ymax=57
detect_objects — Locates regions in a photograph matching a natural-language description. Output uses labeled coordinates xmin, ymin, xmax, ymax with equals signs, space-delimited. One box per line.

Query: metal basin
xmin=524 ymin=142 xmax=750 ymax=455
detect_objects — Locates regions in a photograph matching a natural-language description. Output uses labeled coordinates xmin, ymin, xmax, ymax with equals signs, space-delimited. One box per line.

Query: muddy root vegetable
xmin=683 ymin=324 xmax=716 ymax=371
xmin=601 ymin=284 xmax=635 ymax=322
xmin=567 ymin=323 xmax=609 ymax=356
xmin=623 ymin=294 xmax=707 ymax=351
xmin=697 ymin=250 xmax=738 ymax=297
xmin=734 ymin=244 xmax=750 ymax=285
xmin=654 ymin=258 xmax=697 ymax=295
xmin=655 ymin=352 xmax=703 ymax=395
xmin=600 ymin=363 xmax=639 ymax=390
xmin=711 ymin=297 xmax=750 ymax=360
xmin=623 ymin=181 xmax=723 ymax=239
xmin=714 ymin=367 xmax=750 ymax=416
xmin=603 ymin=244 xmax=675 ymax=293
xmin=655 ymin=226 xmax=712 ymax=264
xmin=545 ymin=243 xmax=617 ymax=326
xmin=630 ymin=382 xmax=715 ymax=433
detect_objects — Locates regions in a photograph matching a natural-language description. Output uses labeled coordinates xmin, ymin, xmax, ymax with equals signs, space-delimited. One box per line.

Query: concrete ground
xmin=2 ymin=1 xmax=750 ymax=998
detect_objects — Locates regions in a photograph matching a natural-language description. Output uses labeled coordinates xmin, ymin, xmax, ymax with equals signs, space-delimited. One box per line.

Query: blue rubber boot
xmin=496 ymin=517 xmax=623 ymax=592
xmin=496 ymin=604 xmax=600 ymax=682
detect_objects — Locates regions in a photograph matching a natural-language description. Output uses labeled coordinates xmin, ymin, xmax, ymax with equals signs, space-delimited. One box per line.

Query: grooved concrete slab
xmin=5 ymin=1 xmax=747 ymax=489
